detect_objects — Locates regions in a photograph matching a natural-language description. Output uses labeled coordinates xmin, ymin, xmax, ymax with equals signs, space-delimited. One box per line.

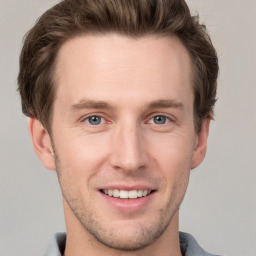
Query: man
xmin=18 ymin=0 xmax=219 ymax=255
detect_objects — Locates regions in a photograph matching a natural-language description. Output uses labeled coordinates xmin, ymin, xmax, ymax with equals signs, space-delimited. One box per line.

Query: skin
xmin=29 ymin=34 xmax=210 ymax=256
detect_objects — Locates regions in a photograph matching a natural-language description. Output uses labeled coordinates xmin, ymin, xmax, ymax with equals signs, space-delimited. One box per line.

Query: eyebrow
xmin=70 ymin=98 xmax=184 ymax=112
xmin=70 ymin=99 xmax=113 ymax=111
xmin=147 ymin=99 xmax=184 ymax=110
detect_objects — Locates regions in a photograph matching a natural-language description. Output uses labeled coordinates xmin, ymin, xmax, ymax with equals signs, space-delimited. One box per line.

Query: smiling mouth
xmin=100 ymin=189 xmax=155 ymax=199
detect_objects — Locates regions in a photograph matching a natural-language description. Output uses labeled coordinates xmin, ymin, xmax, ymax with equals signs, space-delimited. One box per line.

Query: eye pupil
xmin=88 ymin=116 xmax=101 ymax=125
xmin=154 ymin=116 xmax=166 ymax=124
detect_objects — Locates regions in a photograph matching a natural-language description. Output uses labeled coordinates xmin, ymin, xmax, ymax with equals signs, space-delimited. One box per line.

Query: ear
xmin=28 ymin=117 xmax=56 ymax=170
xmin=191 ymin=118 xmax=211 ymax=169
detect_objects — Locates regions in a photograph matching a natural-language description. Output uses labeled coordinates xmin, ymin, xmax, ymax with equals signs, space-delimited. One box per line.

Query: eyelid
xmin=146 ymin=113 xmax=175 ymax=124
xmin=80 ymin=112 xmax=110 ymax=124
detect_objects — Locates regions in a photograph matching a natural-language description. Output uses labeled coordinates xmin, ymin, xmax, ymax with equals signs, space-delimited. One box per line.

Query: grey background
xmin=0 ymin=0 xmax=255 ymax=255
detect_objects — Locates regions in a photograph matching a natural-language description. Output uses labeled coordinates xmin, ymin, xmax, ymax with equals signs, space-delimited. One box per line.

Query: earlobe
xmin=28 ymin=118 xmax=56 ymax=170
xmin=191 ymin=118 xmax=211 ymax=170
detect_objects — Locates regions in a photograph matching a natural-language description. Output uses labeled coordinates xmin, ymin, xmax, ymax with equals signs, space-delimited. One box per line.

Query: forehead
xmin=54 ymin=34 xmax=193 ymax=107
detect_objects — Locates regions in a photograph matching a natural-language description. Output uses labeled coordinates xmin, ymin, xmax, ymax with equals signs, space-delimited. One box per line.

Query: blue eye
xmin=149 ymin=115 xmax=170 ymax=125
xmin=85 ymin=116 xmax=103 ymax=125
xmin=153 ymin=116 xmax=167 ymax=124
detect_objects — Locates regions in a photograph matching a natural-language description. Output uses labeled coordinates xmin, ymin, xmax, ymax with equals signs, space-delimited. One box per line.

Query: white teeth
xmin=137 ymin=190 xmax=143 ymax=197
xmin=113 ymin=189 xmax=120 ymax=197
xmin=120 ymin=190 xmax=129 ymax=198
xmin=103 ymin=189 xmax=152 ymax=198
xmin=128 ymin=190 xmax=138 ymax=199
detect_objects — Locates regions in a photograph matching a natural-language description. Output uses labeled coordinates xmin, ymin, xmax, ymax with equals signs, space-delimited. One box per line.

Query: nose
xmin=109 ymin=123 xmax=148 ymax=173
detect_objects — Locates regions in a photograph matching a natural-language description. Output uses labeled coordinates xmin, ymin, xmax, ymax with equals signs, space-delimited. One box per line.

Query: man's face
xmin=37 ymin=34 xmax=208 ymax=250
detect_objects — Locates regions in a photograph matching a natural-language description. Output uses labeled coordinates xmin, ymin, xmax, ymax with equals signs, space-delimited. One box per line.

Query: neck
xmin=63 ymin=199 xmax=182 ymax=256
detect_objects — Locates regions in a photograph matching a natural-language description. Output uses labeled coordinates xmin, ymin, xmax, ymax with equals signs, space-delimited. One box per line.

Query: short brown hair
xmin=18 ymin=0 xmax=218 ymax=133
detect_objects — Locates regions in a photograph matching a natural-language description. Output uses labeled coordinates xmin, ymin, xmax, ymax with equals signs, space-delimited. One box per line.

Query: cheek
xmin=53 ymin=134 xmax=110 ymax=205
xmin=53 ymin=132 xmax=111 ymax=178
xmin=148 ymin=133 xmax=194 ymax=193
xmin=149 ymin=133 xmax=195 ymax=170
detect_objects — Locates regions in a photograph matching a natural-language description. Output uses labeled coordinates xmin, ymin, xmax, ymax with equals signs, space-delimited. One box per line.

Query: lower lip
xmin=100 ymin=192 xmax=155 ymax=212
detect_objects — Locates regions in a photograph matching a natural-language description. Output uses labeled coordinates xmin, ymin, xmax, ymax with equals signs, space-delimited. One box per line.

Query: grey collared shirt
xmin=44 ymin=232 xmax=221 ymax=256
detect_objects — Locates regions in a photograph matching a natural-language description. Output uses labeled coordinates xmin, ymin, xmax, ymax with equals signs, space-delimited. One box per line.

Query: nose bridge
xmin=110 ymin=120 xmax=146 ymax=172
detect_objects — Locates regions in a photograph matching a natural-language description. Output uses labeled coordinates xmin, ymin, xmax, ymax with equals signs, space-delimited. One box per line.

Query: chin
xmin=77 ymin=208 xmax=177 ymax=252
xmin=88 ymin=224 xmax=166 ymax=251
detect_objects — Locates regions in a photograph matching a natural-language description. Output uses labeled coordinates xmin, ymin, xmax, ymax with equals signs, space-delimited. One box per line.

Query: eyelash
xmin=82 ymin=113 xmax=174 ymax=126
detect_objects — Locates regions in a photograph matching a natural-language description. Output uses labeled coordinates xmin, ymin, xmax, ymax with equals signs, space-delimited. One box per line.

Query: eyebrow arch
xmin=70 ymin=99 xmax=113 ymax=112
xmin=147 ymin=99 xmax=184 ymax=110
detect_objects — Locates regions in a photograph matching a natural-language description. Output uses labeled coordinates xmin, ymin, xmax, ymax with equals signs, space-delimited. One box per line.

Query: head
xmin=18 ymin=0 xmax=218 ymax=135
xmin=18 ymin=0 xmax=218 ymax=253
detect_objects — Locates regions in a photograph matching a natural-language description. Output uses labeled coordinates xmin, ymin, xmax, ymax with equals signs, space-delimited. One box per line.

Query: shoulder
xmin=44 ymin=232 xmax=66 ymax=256
xmin=179 ymin=232 xmax=222 ymax=256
